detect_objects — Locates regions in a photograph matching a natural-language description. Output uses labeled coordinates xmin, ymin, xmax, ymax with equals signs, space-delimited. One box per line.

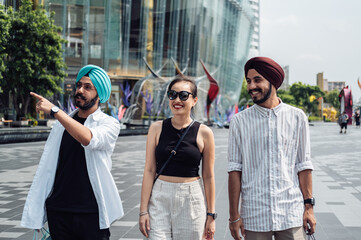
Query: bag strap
xmin=153 ymin=120 xmax=195 ymax=183
xmin=33 ymin=230 xmax=38 ymax=240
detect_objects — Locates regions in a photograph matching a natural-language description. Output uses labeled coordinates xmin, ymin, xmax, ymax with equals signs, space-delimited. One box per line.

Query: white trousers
xmin=147 ymin=179 xmax=207 ymax=240
xmin=245 ymin=227 xmax=307 ymax=240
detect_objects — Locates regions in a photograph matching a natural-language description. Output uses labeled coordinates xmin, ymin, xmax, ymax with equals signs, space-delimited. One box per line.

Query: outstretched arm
xmin=31 ymin=92 xmax=92 ymax=146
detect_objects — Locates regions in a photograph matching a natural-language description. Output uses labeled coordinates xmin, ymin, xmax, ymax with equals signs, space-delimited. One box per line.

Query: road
xmin=0 ymin=122 xmax=361 ymax=239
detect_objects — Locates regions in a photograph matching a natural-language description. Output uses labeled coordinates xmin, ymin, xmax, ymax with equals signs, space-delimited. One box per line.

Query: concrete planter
xmin=12 ymin=120 xmax=29 ymax=127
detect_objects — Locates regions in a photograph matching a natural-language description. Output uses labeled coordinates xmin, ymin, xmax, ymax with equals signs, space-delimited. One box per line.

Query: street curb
xmin=0 ymin=128 xmax=51 ymax=144
xmin=0 ymin=127 xmax=149 ymax=144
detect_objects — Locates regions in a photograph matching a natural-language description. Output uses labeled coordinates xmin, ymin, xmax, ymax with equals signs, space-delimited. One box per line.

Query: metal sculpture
xmin=339 ymin=86 xmax=353 ymax=124
xmin=200 ymin=60 xmax=219 ymax=125
xmin=119 ymin=57 xmax=221 ymax=127
xmin=120 ymin=60 xmax=169 ymax=125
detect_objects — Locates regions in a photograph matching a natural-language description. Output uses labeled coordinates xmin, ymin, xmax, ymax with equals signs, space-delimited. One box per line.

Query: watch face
xmin=50 ymin=106 xmax=59 ymax=117
xmin=52 ymin=106 xmax=59 ymax=112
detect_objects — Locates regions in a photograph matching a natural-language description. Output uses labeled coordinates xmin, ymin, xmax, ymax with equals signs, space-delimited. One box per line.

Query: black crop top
xmin=155 ymin=118 xmax=202 ymax=177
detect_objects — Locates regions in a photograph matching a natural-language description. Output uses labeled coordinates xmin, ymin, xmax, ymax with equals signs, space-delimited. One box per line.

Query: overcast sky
xmin=260 ymin=0 xmax=361 ymax=102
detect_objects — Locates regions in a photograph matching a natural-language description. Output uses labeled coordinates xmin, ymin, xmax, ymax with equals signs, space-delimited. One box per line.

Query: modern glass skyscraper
xmin=3 ymin=0 xmax=255 ymax=122
xmin=248 ymin=0 xmax=260 ymax=58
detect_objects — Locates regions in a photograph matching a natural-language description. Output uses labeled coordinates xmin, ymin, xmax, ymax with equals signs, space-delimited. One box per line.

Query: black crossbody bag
xmin=153 ymin=120 xmax=195 ymax=184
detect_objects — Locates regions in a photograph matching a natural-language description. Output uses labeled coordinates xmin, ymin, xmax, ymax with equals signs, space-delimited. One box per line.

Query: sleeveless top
xmin=155 ymin=118 xmax=202 ymax=177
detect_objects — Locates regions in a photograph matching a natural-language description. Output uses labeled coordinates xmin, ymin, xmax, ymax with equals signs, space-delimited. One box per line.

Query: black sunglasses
xmin=167 ymin=90 xmax=193 ymax=101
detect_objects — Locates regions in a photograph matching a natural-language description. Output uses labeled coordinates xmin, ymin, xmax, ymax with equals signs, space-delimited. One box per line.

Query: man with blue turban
xmin=22 ymin=65 xmax=124 ymax=240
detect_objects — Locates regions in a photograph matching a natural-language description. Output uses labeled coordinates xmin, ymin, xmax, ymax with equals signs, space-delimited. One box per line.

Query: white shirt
xmin=228 ymin=101 xmax=313 ymax=232
xmin=21 ymin=108 xmax=124 ymax=229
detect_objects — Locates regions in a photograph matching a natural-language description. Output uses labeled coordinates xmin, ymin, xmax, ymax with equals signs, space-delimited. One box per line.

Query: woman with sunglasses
xmin=139 ymin=76 xmax=216 ymax=240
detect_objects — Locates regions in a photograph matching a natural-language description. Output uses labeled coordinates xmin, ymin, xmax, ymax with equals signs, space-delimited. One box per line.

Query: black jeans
xmin=47 ymin=211 xmax=110 ymax=240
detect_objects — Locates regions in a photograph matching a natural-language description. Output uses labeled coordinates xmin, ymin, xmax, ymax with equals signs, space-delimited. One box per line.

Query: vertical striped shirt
xmin=228 ymin=101 xmax=313 ymax=232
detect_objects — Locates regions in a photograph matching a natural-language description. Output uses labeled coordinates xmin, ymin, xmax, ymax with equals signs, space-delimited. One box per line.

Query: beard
xmin=248 ymin=82 xmax=272 ymax=105
xmin=74 ymin=93 xmax=99 ymax=110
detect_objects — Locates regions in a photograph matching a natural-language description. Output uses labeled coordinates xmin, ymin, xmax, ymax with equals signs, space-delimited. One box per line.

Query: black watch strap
xmin=304 ymin=197 xmax=315 ymax=206
xmin=207 ymin=212 xmax=217 ymax=220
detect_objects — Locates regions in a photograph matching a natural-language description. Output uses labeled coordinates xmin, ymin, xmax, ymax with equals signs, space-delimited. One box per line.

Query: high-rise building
xmin=248 ymin=0 xmax=260 ymax=58
xmin=317 ymin=72 xmax=328 ymax=91
xmin=279 ymin=65 xmax=289 ymax=90
xmin=328 ymin=81 xmax=345 ymax=92
xmin=2 ymin=0 xmax=256 ymax=122
xmin=317 ymin=72 xmax=345 ymax=92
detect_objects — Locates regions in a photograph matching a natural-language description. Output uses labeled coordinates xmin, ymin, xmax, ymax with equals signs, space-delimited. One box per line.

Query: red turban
xmin=244 ymin=57 xmax=285 ymax=89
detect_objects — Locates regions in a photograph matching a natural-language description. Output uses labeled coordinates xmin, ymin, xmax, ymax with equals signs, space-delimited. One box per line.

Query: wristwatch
xmin=207 ymin=212 xmax=217 ymax=220
xmin=304 ymin=197 xmax=315 ymax=206
xmin=50 ymin=106 xmax=60 ymax=118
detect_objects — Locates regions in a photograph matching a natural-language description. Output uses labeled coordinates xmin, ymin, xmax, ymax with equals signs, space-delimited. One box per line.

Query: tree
xmin=238 ymin=78 xmax=252 ymax=107
xmin=0 ymin=0 xmax=66 ymax=118
xmin=0 ymin=5 xmax=10 ymax=88
xmin=277 ymin=89 xmax=296 ymax=106
xmin=324 ymin=89 xmax=341 ymax=110
xmin=289 ymin=82 xmax=325 ymax=116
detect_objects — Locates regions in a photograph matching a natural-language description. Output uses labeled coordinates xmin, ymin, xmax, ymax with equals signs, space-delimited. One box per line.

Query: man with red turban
xmin=228 ymin=57 xmax=316 ymax=240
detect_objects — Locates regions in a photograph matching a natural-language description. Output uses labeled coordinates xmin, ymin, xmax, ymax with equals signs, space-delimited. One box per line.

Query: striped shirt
xmin=228 ymin=101 xmax=313 ymax=232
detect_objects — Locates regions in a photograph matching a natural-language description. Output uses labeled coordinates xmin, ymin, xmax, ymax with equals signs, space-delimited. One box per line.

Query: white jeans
xmin=147 ymin=179 xmax=207 ymax=240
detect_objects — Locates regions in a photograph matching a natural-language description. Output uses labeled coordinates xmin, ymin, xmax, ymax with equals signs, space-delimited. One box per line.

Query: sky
xmin=260 ymin=0 xmax=361 ymax=102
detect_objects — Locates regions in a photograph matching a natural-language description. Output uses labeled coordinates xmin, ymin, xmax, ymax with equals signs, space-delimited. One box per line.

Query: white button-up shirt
xmin=21 ymin=108 xmax=124 ymax=229
xmin=228 ymin=101 xmax=313 ymax=231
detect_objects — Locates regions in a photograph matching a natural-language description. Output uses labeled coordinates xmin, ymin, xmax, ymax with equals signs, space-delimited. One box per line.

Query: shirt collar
xmin=69 ymin=107 xmax=102 ymax=121
xmin=87 ymin=108 xmax=102 ymax=121
xmin=254 ymin=98 xmax=284 ymax=117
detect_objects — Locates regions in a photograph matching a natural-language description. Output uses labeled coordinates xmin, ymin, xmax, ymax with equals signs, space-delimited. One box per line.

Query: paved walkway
xmin=0 ymin=122 xmax=360 ymax=239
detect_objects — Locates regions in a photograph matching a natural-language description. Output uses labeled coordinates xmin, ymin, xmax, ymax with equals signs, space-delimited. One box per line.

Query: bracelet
xmin=139 ymin=211 xmax=149 ymax=216
xmin=229 ymin=216 xmax=241 ymax=224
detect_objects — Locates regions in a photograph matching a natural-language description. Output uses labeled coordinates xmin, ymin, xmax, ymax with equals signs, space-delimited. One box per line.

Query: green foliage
xmin=0 ymin=5 xmax=10 ymax=80
xmin=324 ymin=89 xmax=340 ymax=110
xmin=238 ymin=78 xmax=328 ymax=117
xmin=25 ymin=112 xmax=38 ymax=126
xmin=0 ymin=0 xmax=67 ymax=118
xmin=276 ymin=82 xmax=325 ymax=116
xmin=277 ymin=89 xmax=296 ymax=106
xmin=308 ymin=116 xmax=323 ymax=122
xmin=289 ymin=82 xmax=324 ymax=116
xmin=238 ymin=78 xmax=253 ymax=107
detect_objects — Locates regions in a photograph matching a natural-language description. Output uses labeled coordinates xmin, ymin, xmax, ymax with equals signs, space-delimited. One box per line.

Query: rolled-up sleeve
xmin=228 ymin=116 xmax=243 ymax=172
xmin=84 ymin=117 xmax=120 ymax=151
xmin=295 ymin=113 xmax=313 ymax=172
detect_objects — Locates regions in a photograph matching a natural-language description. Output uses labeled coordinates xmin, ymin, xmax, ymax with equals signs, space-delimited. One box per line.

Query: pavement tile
xmin=325 ymin=202 xmax=345 ymax=205
xmin=0 ymin=231 xmax=24 ymax=238
xmin=0 ymin=122 xmax=361 ymax=239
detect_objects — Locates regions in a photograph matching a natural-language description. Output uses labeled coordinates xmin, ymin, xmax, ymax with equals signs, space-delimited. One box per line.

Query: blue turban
xmin=76 ymin=65 xmax=111 ymax=103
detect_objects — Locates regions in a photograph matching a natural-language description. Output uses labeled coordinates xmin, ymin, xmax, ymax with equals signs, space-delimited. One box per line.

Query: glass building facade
xmin=3 ymin=0 xmax=255 ymax=123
